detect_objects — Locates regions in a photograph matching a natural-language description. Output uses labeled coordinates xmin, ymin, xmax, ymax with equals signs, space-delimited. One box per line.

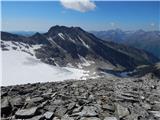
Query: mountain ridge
xmin=1 ymin=26 xmax=159 ymax=72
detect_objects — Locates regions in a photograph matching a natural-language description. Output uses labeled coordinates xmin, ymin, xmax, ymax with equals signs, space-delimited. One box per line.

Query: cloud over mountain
xmin=60 ymin=0 xmax=96 ymax=12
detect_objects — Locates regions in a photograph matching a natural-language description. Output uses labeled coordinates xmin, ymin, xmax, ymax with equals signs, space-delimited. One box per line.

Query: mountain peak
xmin=48 ymin=25 xmax=68 ymax=33
xmin=32 ymin=32 xmax=41 ymax=37
xmin=47 ymin=25 xmax=85 ymax=35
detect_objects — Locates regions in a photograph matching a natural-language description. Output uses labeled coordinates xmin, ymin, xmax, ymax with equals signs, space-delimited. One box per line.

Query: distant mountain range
xmin=2 ymin=26 xmax=159 ymax=72
xmin=9 ymin=31 xmax=37 ymax=37
xmin=91 ymin=29 xmax=160 ymax=58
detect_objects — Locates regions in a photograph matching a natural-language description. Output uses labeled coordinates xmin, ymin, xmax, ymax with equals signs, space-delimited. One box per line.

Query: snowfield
xmin=1 ymin=41 xmax=89 ymax=86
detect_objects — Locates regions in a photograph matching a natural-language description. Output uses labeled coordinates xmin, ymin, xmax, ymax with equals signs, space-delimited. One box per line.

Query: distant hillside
xmin=92 ymin=29 xmax=160 ymax=58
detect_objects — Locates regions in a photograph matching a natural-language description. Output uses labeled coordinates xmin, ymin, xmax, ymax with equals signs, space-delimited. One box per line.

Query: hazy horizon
xmin=3 ymin=25 xmax=160 ymax=34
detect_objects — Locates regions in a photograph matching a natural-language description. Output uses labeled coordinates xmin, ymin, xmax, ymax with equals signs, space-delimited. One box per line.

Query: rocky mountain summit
xmin=1 ymin=25 xmax=159 ymax=71
xmin=1 ymin=73 xmax=160 ymax=120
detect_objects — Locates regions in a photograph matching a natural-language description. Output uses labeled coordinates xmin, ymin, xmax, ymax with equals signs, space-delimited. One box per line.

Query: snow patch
xmin=69 ymin=37 xmax=75 ymax=43
xmin=1 ymin=48 xmax=89 ymax=86
xmin=78 ymin=36 xmax=90 ymax=49
xmin=1 ymin=40 xmax=42 ymax=56
xmin=100 ymin=71 xmax=118 ymax=79
xmin=118 ymin=69 xmax=137 ymax=77
xmin=67 ymin=63 xmax=74 ymax=68
xmin=58 ymin=33 xmax=65 ymax=40
xmin=119 ymin=72 xmax=128 ymax=77
xmin=48 ymin=37 xmax=67 ymax=53
xmin=77 ymin=54 xmax=95 ymax=68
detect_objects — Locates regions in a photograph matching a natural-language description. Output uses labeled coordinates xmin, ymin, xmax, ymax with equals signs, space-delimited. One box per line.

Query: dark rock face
xmin=1 ymin=98 xmax=12 ymax=117
xmin=1 ymin=75 xmax=160 ymax=120
xmin=129 ymin=62 xmax=160 ymax=78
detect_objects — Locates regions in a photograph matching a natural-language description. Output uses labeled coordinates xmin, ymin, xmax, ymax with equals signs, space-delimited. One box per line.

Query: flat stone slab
xmin=15 ymin=107 xmax=39 ymax=119
xmin=116 ymin=104 xmax=130 ymax=118
xmin=61 ymin=114 xmax=74 ymax=120
xmin=44 ymin=111 xmax=54 ymax=119
xmin=80 ymin=117 xmax=101 ymax=120
xmin=73 ymin=106 xmax=98 ymax=117
xmin=149 ymin=111 xmax=160 ymax=118
xmin=104 ymin=117 xmax=118 ymax=120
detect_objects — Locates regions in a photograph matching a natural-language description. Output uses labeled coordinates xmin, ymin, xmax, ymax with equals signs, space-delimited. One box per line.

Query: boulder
xmin=52 ymin=99 xmax=63 ymax=105
xmin=1 ymin=91 xmax=8 ymax=98
xmin=25 ymin=115 xmax=44 ymax=120
xmin=102 ymin=104 xmax=115 ymax=112
xmin=72 ymin=106 xmax=82 ymax=113
xmin=67 ymin=102 xmax=76 ymax=110
xmin=61 ymin=114 xmax=74 ymax=120
xmin=26 ymin=97 xmax=44 ymax=103
xmin=10 ymin=97 xmax=24 ymax=107
xmin=80 ymin=117 xmax=101 ymax=120
xmin=15 ymin=107 xmax=39 ymax=119
xmin=53 ymin=116 xmax=60 ymax=120
xmin=141 ymin=103 xmax=151 ymax=110
xmin=151 ymin=102 xmax=160 ymax=111
xmin=55 ymin=106 xmax=67 ymax=117
xmin=149 ymin=111 xmax=160 ymax=118
xmin=115 ymin=104 xmax=130 ymax=118
xmin=73 ymin=106 xmax=98 ymax=117
xmin=44 ymin=111 xmax=54 ymax=119
xmin=25 ymin=97 xmax=44 ymax=108
xmin=104 ymin=117 xmax=118 ymax=120
xmin=44 ymin=105 xmax=57 ymax=112
xmin=1 ymin=98 xmax=12 ymax=117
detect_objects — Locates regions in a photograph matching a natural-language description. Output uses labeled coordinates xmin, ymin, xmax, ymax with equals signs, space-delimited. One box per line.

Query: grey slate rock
xmin=104 ymin=117 xmax=118 ymax=120
xmin=73 ymin=106 xmax=98 ymax=117
xmin=1 ymin=98 xmax=12 ymax=117
xmin=102 ymin=104 xmax=115 ymax=112
xmin=25 ymin=115 xmax=44 ymax=120
xmin=26 ymin=97 xmax=44 ymax=103
xmin=67 ymin=102 xmax=76 ymax=110
xmin=10 ymin=97 xmax=24 ymax=107
xmin=61 ymin=114 xmax=74 ymax=120
xmin=149 ymin=111 xmax=160 ymax=118
xmin=25 ymin=97 xmax=44 ymax=108
xmin=53 ymin=117 xmax=60 ymax=120
xmin=15 ymin=107 xmax=39 ymax=119
xmin=80 ymin=117 xmax=101 ymax=120
xmin=115 ymin=104 xmax=130 ymax=118
xmin=44 ymin=111 xmax=54 ymax=119
xmin=55 ymin=106 xmax=67 ymax=117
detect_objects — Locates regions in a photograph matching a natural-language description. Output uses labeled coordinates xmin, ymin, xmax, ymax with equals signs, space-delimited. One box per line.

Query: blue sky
xmin=1 ymin=1 xmax=159 ymax=32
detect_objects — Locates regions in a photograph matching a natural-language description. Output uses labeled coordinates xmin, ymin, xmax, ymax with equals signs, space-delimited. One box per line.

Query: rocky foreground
xmin=1 ymin=74 xmax=160 ymax=120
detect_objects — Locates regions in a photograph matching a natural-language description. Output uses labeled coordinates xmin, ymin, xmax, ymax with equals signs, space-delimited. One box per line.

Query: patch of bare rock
xmin=1 ymin=74 xmax=160 ymax=120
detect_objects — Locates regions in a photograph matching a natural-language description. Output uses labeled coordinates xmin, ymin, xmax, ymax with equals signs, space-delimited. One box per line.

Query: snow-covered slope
xmin=1 ymin=41 xmax=89 ymax=86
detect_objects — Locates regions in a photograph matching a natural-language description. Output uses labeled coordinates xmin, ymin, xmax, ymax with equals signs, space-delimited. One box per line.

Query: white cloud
xmin=60 ymin=0 xmax=96 ymax=12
